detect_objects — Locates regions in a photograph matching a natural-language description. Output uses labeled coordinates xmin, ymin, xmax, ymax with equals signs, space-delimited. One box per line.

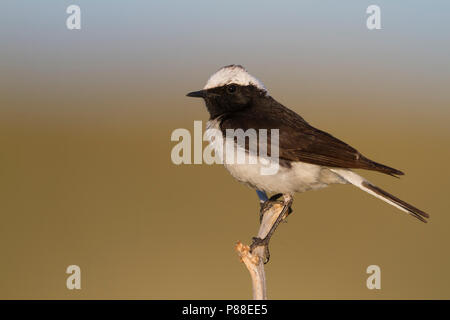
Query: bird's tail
xmin=330 ymin=169 xmax=429 ymax=223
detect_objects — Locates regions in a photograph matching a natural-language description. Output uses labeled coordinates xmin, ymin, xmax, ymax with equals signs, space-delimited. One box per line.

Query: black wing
xmin=219 ymin=96 xmax=403 ymax=176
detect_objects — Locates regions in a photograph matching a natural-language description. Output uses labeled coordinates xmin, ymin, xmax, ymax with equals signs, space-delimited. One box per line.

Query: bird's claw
xmin=250 ymin=236 xmax=271 ymax=264
xmin=259 ymin=193 xmax=293 ymax=223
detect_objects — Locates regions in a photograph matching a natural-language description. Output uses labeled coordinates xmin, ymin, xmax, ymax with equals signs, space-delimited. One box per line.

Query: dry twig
xmin=235 ymin=202 xmax=287 ymax=300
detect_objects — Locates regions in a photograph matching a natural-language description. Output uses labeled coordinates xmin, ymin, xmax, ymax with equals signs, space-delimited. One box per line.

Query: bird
xmin=187 ymin=64 xmax=429 ymax=261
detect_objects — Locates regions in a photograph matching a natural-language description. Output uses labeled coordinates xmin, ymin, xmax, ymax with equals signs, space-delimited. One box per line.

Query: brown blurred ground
xmin=1 ymin=95 xmax=449 ymax=299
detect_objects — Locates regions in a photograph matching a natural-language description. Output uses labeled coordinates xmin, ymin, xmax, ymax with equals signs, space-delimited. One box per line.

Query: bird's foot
xmin=250 ymin=236 xmax=271 ymax=264
xmin=259 ymin=193 xmax=293 ymax=224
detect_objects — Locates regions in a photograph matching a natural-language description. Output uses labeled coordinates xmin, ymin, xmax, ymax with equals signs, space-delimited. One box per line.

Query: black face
xmin=187 ymin=84 xmax=265 ymax=119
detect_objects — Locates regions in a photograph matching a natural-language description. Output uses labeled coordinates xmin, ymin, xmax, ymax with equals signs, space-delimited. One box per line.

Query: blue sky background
xmin=1 ymin=0 xmax=449 ymax=121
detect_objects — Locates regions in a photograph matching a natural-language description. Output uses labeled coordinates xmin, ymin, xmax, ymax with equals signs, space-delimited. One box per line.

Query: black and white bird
xmin=187 ymin=65 xmax=429 ymax=258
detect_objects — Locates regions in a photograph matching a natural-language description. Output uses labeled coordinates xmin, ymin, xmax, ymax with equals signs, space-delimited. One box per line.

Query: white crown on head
xmin=203 ymin=65 xmax=267 ymax=92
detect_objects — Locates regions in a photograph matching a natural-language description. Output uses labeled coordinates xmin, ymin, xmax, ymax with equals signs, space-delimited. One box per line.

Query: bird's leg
xmin=256 ymin=190 xmax=269 ymax=206
xmin=250 ymin=194 xmax=293 ymax=263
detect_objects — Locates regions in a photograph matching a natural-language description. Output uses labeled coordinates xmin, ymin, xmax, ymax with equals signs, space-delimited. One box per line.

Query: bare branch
xmin=235 ymin=202 xmax=287 ymax=300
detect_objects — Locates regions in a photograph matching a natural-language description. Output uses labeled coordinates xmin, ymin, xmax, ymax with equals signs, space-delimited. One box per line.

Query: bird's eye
xmin=227 ymin=84 xmax=237 ymax=93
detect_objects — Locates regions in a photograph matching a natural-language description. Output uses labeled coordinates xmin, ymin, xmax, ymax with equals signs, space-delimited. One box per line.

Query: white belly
xmin=206 ymin=119 xmax=346 ymax=194
xmin=224 ymin=156 xmax=345 ymax=193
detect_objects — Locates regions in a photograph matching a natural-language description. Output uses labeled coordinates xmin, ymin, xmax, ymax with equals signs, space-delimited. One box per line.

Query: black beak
xmin=186 ymin=90 xmax=206 ymax=98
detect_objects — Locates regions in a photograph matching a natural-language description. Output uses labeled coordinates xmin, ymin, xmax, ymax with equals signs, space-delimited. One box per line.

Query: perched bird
xmin=187 ymin=65 xmax=429 ymax=260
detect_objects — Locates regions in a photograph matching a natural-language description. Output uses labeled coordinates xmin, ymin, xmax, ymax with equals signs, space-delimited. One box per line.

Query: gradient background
xmin=1 ymin=0 xmax=449 ymax=299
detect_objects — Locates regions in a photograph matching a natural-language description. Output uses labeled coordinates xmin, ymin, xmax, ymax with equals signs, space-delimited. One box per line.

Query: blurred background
xmin=1 ymin=0 xmax=449 ymax=299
